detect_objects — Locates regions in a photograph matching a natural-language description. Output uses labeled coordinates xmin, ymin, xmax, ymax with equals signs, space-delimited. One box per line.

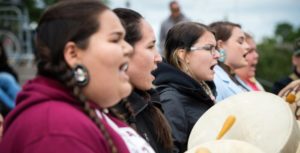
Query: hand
xmin=278 ymin=80 xmax=300 ymax=97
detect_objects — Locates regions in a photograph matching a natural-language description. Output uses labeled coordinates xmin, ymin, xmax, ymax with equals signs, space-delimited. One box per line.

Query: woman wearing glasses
xmin=153 ymin=22 xmax=220 ymax=153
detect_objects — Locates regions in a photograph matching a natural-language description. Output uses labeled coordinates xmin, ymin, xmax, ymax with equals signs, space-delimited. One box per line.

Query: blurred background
xmin=0 ymin=0 xmax=300 ymax=91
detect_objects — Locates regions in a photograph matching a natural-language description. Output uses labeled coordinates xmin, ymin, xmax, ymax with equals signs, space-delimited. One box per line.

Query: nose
xmin=154 ymin=48 xmax=163 ymax=63
xmin=123 ymin=40 xmax=133 ymax=58
xmin=213 ymin=49 xmax=221 ymax=59
xmin=243 ymin=41 xmax=250 ymax=54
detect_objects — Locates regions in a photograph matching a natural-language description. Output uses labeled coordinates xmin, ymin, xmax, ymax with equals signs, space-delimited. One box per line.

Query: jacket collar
xmin=128 ymin=89 xmax=162 ymax=115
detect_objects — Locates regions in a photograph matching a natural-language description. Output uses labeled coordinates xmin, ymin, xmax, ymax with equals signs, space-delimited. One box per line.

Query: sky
xmin=108 ymin=0 xmax=300 ymax=44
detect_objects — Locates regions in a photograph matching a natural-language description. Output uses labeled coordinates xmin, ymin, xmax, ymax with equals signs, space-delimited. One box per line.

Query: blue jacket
xmin=214 ymin=65 xmax=251 ymax=101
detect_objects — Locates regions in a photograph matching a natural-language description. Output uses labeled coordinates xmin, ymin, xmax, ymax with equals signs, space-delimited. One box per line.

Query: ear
xmin=176 ymin=49 xmax=188 ymax=62
xmin=217 ymin=40 xmax=224 ymax=50
xmin=64 ymin=42 xmax=81 ymax=68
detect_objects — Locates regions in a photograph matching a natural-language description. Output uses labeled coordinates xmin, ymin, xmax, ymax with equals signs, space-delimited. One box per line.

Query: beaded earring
xmin=74 ymin=64 xmax=89 ymax=87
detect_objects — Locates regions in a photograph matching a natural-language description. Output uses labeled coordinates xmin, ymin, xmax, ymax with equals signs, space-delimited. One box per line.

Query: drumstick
xmin=216 ymin=115 xmax=236 ymax=140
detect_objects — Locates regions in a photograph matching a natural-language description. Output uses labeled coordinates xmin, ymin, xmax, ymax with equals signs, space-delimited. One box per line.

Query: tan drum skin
xmin=188 ymin=91 xmax=300 ymax=153
xmin=185 ymin=140 xmax=265 ymax=153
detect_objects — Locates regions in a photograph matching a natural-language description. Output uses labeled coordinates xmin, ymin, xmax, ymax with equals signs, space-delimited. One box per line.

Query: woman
xmin=111 ymin=8 xmax=173 ymax=153
xmin=153 ymin=22 xmax=220 ymax=152
xmin=0 ymin=1 xmax=155 ymax=153
xmin=235 ymin=33 xmax=264 ymax=91
xmin=209 ymin=21 xmax=251 ymax=101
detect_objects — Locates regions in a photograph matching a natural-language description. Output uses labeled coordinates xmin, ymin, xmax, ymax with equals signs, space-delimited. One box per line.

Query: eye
xmin=203 ymin=45 xmax=215 ymax=51
xmin=110 ymin=33 xmax=123 ymax=43
xmin=237 ymin=38 xmax=244 ymax=44
xmin=110 ymin=37 xmax=121 ymax=43
xmin=148 ymin=45 xmax=155 ymax=49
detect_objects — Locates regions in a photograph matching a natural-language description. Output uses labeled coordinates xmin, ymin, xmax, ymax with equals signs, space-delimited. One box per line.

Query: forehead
xmin=98 ymin=10 xmax=125 ymax=33
xmin=139 ymin=20 xmax=155 ymax=39
xmin=170 ymin=2 xmax=179 ymax=8
xmin=195 ymin=31 xmax=216 ymax=44
xmin=230 ymin=27 xmax=244 ymax=38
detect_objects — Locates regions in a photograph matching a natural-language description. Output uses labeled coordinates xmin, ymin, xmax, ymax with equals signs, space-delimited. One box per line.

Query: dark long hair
xmin=113 ymin=8 xmax=173 ymax=150
xmin=35 ymin=1 xmax=118 ymax=153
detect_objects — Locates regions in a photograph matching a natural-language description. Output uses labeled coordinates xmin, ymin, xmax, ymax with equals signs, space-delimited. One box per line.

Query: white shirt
xmin=96 ymin=109 xmax=155 ymax=153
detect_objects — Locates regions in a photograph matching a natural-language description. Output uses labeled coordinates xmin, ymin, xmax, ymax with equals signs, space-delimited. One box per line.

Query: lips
xmin=119 ymin=62 xmax=129 ymax=72
xmin=210 ymin=63 xmax=217 ymax=70
xmin=243 ymin=52 xmax=248 ymax=58
xmin=119 ymin=61 xmax=130 ymax=81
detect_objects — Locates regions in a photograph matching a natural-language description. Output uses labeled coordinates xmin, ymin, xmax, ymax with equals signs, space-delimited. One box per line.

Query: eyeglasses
xmin=190 ymin=45 xmax=219 ymax=56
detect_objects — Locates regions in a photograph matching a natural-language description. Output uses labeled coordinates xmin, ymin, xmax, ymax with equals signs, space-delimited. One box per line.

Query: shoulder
xmin=13 ymin=101 xmax=102 ymax=142
xmin=157 ymin=85 xmax=186 ymax=103
xmin=2 ymin=101 xmax=108 ymax=153
xmin=271 ymin=76 xmax=293 ymax=94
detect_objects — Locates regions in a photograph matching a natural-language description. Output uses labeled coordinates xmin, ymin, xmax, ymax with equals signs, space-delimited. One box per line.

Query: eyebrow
xmin=146 ymin=39 xmax=156 ymax=45
xmin=110 ymin=31 xmax=124 ymax=37
xmin=238 ymin=36 xmax=245 ymax=41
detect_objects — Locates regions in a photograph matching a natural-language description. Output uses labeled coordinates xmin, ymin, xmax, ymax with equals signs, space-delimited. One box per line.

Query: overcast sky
xmin=108 ymin=0 xmax=300 ymax=44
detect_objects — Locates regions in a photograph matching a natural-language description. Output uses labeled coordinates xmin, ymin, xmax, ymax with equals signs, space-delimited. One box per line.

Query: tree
xmin=24 ymin=0 xmax=110 ymax=22
xmin=256 ymin=22 xmax=300 ymax=91
xmin=275 ymin=22 xmax=299 ymax=43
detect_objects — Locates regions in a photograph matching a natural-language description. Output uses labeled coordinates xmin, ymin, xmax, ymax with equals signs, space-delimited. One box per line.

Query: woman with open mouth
xmin=110 ymin=8 xmax=173 ymax=153
xmin=209 ymin=21 xmax=251 ymax=102
xmin=153 ymin=22 xmax=220 ymax=153
xmin=0 ymin=1 xmax=155 ymax=153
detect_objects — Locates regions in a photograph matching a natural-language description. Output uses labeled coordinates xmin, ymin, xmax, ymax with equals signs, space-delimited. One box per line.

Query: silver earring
xmin=74 ymin=64 xmax=89 ymax=87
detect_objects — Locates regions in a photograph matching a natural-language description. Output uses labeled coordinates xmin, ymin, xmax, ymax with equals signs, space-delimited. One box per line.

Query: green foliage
xmin=24 ymin=0 xmax=110 ymax=22
xmin=275 ymin=22 xmax=300 ymax=43
xmin=256 ymin=22 xmax=300 ymax=91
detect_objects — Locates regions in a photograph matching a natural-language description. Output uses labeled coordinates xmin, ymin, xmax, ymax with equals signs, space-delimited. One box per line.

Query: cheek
xmin=190 ymin=56 xmax=210 ymax=73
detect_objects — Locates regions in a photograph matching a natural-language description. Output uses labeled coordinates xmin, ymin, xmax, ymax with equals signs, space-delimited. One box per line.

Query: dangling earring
xmin=73 ymin=64 xmax=89 ymax=87
xmin=218 ymin=49 xmax=226 ymax=63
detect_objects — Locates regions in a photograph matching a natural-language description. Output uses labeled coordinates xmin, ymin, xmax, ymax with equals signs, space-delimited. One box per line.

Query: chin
xmin=204 ymin=75 xmax=214 ymax=81
xmin=136 ymin=83 xmax=152 ymax=91
xmin=121 ymin=83 xmax=133 ymax=98
xmin=206 ymin=77 xmax=214 ymax=81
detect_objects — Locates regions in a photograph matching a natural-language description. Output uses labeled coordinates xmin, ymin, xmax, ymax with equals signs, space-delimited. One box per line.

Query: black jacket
xmin=153 ymin=62 xmax=215 ymax=153
xmin=113 ymin=89 xmax=172 ymax=153
xmin=271 ymin=69 xmax=300 ymax=94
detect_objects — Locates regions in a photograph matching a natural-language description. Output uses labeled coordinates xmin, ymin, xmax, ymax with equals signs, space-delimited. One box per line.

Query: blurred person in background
xmin=272 ymin=38 xmax=300 ymax=94
xmin=0 ymin=41 xmax=20 ymax=117
xmin=159 ymin=0 xmax=190 ymax=54
xmin=235 ymin=33 xmax=264 ymax=91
